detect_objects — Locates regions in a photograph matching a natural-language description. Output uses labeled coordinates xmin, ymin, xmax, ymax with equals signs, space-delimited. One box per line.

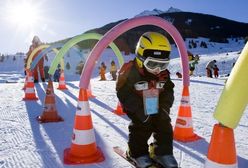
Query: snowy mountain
xmin=135 ymin=7 xmax=182 ymax=17
xmin=166 ymin=7 xmax=182 ymax=13
xmin=86 ymin=11 xmax=248 ymax=54
xmin=134 ymin=8 xmax=164 ymax=17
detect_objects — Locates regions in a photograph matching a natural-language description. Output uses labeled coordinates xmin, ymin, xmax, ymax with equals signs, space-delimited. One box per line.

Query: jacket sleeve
xmin=159 ymin=78 xmax=175 ymax=114
xmin=116 ymin=64 xmax=147 ymax=122
xmin=117 ymin=82 xmax=144 ymax=114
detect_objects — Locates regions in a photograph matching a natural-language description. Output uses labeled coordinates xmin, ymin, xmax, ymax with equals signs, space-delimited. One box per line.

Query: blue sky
xmin=0 ymin=0 xmax=247 ymax=54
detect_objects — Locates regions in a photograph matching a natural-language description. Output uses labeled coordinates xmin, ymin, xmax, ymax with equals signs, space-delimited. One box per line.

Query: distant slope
xmin=84 ymin=11 xmax=248 ymax=54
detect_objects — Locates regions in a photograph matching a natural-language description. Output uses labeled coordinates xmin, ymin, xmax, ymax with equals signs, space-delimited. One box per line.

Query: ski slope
xmin=0 ymin=39 xmax=248 ymax=167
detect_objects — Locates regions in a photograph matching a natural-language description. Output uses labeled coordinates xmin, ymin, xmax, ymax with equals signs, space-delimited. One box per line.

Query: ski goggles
xmin=143 ymin=57 xmax=170 ymax=73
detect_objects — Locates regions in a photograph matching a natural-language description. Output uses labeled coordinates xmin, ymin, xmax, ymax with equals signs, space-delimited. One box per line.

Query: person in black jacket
xmin=116 ymin=32 xmax=178 ymax=168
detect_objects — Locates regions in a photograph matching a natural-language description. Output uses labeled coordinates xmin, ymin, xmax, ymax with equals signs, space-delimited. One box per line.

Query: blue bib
xmin=143 ymin=89 xmax=159 ymax=115
xmin=144 ymin=97 xmax=158 ymax=115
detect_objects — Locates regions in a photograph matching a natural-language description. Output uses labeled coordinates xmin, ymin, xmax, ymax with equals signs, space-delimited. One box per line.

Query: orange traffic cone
xmin=37 ymin=80 xmax=63 ymax=123
xmin=23 ymin=70 xmax=38 ymax=100
xmin=113 ymin=101 xmax=126 ymax=115
xmin=205 ymin=123 xmax=237 ymax=168
xmin=64 ymin=88 xmax=104 ymax=164
xmin=173 ymin=86 xmax=201 ymax=142
xmin=87 ymin=83 xmax=95 ymax=98
xmin=57 ymin=70 xmax=67 ymax=90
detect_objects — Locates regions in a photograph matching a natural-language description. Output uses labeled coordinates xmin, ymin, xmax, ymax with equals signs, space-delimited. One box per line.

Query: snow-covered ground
xmin=0 ymin=38 xmax=248 ymax=168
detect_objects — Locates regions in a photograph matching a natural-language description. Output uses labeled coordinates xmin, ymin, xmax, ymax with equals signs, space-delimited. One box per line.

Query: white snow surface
xmin=0 ymin=38 xmax=248 ymax=168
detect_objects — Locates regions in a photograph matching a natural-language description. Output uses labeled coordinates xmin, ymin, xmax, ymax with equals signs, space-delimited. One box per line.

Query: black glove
xmin=163 ymin=79 xmax=175 ymax=90
xmin=159 ymin=107 xmax=171 ymax=121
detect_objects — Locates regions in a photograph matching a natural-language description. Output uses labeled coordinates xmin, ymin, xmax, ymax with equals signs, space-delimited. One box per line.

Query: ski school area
xmin=1 ymin=16 xmax=248 ymax=168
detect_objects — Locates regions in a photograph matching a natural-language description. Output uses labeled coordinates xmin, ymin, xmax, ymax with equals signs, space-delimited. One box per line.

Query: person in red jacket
xmin=26 ymin=36 xmax=47 ymax=82
xmin=99 ymin=62 xmax=107 ymax=81
xmin=213 ymin=64 xmax=219 ymax=78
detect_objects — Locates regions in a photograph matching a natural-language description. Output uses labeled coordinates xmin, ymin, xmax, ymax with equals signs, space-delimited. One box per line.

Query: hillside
xmin=0 ymin=37 xmax=245 ymax=81
xmin=83 ymin=11 xmax=248 ymax=54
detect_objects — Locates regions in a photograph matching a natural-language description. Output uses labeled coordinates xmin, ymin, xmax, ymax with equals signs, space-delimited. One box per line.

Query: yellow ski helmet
xmin=135 ymin=32 xmax=171 ymax=74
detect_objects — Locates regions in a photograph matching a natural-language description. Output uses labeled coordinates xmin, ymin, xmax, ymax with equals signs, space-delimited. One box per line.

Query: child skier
xmin=189 ymin=54 xmax=199 ymax=76
xmin=116 ymin=32 xmax=178 ymax=168
xmin=213 ymin=64 xmax=219 ymax=78
xmin=54 ymin=68 xmax=60 ymax=82
xmin=99 ymin=62 xmax=107 ymax=80
xmin=110 ymin=60 xmax=117 ymax=80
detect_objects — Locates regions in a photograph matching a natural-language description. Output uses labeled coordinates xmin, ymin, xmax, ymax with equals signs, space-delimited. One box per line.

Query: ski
xmin=113 ymin=146 xmax=157 ymax=168
xmin=113 ymin=146 xmax=136 ymax=168
xmin=113 ymin=146 xmax=181 ymax=168
xmin=5 ymin=80 xmax=17 ymax=83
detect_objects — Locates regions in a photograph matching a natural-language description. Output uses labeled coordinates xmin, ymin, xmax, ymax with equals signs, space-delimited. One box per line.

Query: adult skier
xmin=206 ymin=60 xmax=217 ymax=78
xmin=26 ymin=36 xmax=47 ymax=82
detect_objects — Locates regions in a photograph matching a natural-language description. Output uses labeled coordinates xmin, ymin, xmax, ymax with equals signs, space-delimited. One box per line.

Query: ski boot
xmin=126 ymin=151 xmax=153 ymax=168
xmin=153 ymin=155 xmax=178 ymax=168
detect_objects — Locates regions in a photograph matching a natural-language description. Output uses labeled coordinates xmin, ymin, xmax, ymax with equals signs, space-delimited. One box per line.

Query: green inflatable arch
xmin=48 ymin=33 xmax=124 ymax=75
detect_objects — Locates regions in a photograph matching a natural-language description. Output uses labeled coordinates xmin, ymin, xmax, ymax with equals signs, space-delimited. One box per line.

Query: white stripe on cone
xmin=72 ymin=128 xmax=96 ymax=145
xmin=175 ymin=116 xmax=193 ymax=128
xmin=27 ymin=76 xmax=34 ymax=82
xmin=59 ymin=81 xmax=65 ymax=85
xmin=25 ymin=88 xmax=35 ymax=93
xmin=76 ymin=101 xmax=90 ymax=116
xmin=180 ymin=96 xmax=190 ymax=107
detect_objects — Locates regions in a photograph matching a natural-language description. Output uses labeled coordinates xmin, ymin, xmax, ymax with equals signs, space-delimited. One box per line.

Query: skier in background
xmin=53 ymin=65 xmax=61 ymax=82
xmin=26 ymin=36 xmax=47 ymax=82
xmin=189 ymin=54 xmax=199 ymax=76
xmin=99 ymin=62 xmax=107 ymax=80
xmin=110 ymin=60 xmax=117 ymax=80
xmin=206 ymin=60 xmax=217 ymax=78
xmin=116 ymin=32 xmax=178 ymax=168
xmin=213 ymin=64 xmax=219 ymax=78
xmin=176 ymin=72 xmax=182 ymax=78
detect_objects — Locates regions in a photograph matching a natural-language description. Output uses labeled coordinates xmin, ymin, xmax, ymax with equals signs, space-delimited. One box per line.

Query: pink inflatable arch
xmin=79 ymin=16 xmax=189 ymax=88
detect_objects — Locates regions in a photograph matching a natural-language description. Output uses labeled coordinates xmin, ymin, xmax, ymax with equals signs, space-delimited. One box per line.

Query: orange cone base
xmin=205 ymin=124 xmax=237 ymax=167
xmin=64 ymin=147 xmax=105 ymax=165
xmin=23 ymin=97 xmax=38 ymax=101
xmin=36 ymin=114 xmax=64 ymax=123
xmin=174 ymin=133 xmax=202 ymax=142
xmin=57 ymin=86 xmax=68 ymax=90
xmin=174 ymin=126 xmax=203 ymax=142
